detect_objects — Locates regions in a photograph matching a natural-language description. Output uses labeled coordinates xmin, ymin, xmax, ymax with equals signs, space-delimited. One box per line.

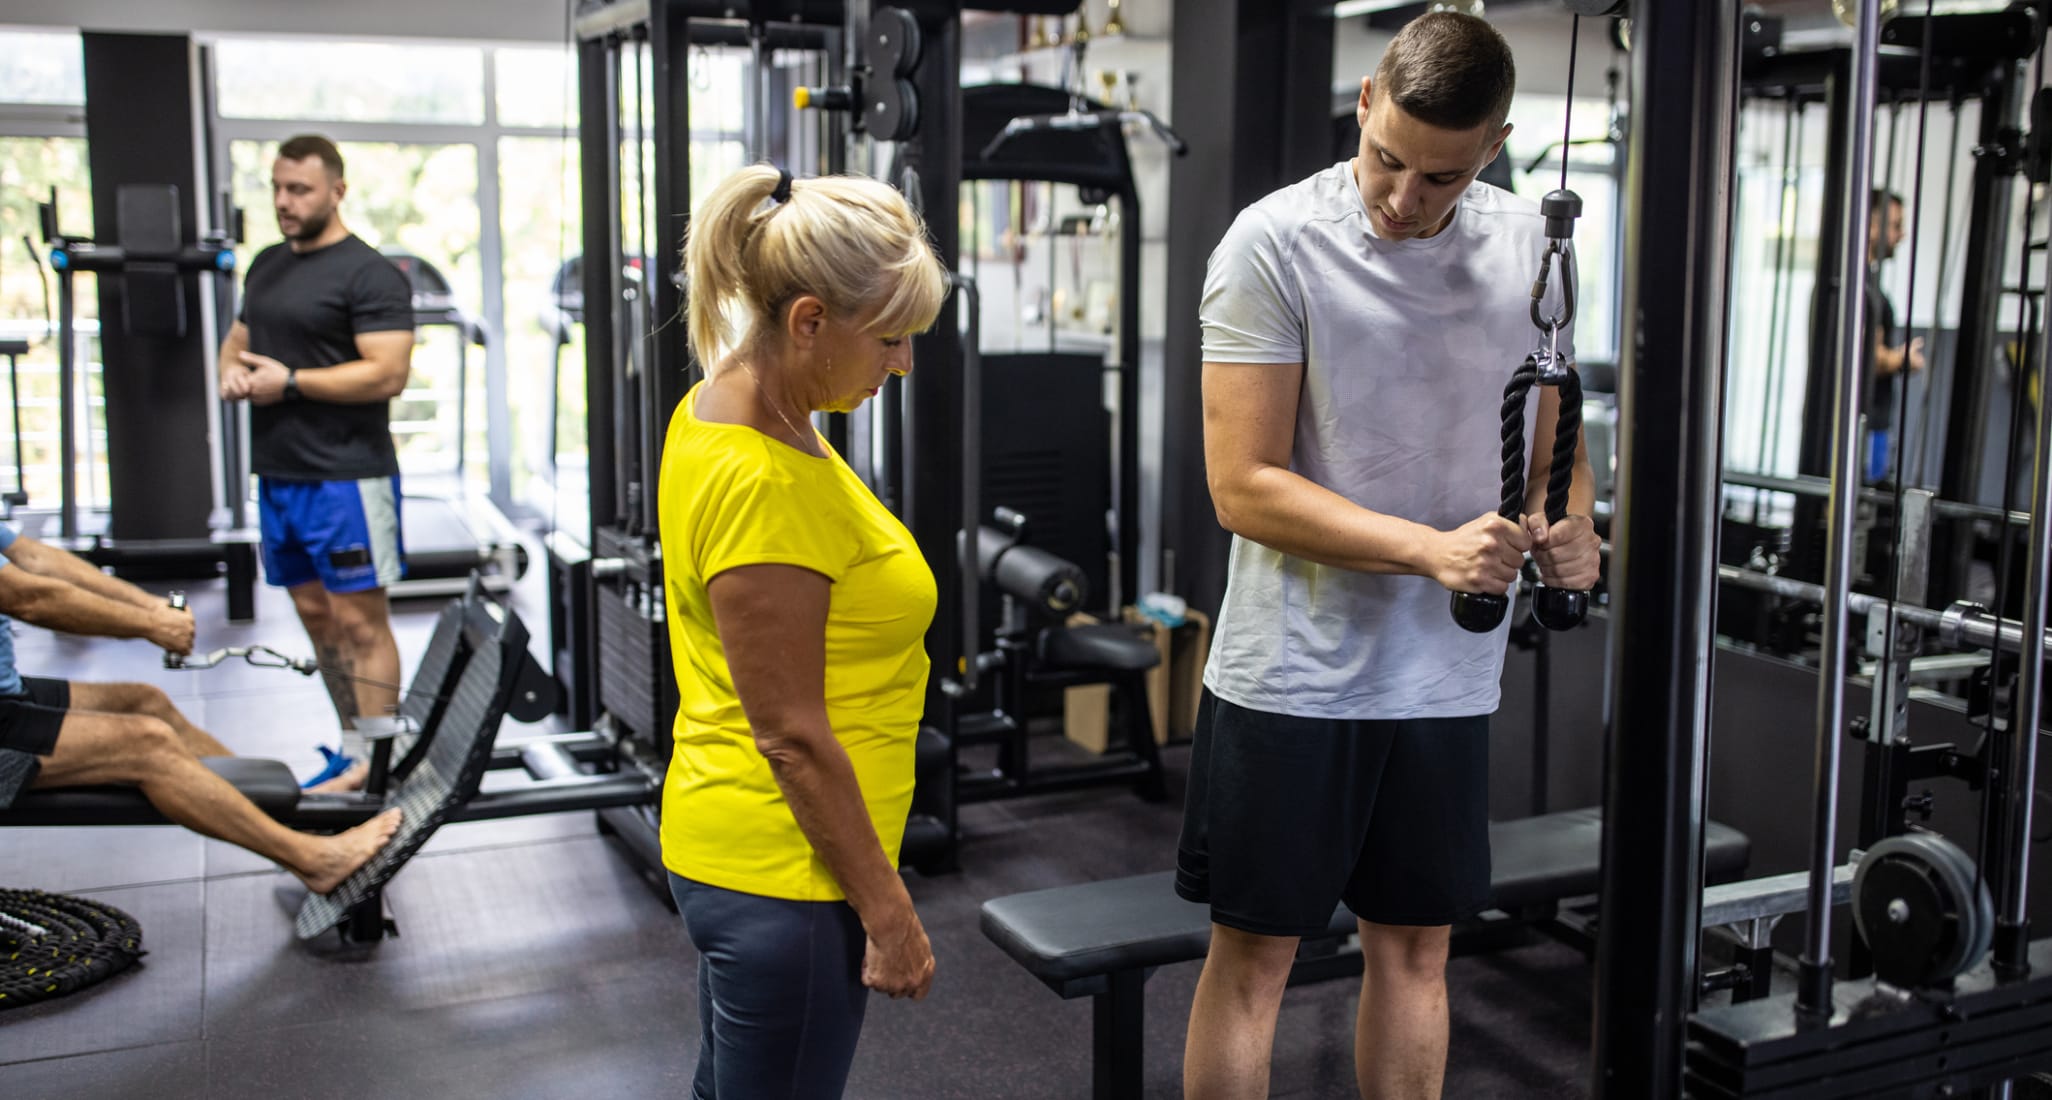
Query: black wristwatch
xmin=283 ymin=368 xmax=302 ymax=403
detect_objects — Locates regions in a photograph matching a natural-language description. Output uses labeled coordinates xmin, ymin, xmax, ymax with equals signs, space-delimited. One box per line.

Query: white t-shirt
xmin=1200 ymin=160 xmax=1569 ymax=720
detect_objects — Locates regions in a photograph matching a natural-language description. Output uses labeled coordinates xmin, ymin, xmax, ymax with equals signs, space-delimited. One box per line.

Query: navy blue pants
xmin=669 ymin=873 xmax=869 ymax=1100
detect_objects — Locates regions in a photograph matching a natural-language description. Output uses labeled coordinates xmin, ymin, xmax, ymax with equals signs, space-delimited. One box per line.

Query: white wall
xmin=3 ymin=0 xmax=570 ymax=43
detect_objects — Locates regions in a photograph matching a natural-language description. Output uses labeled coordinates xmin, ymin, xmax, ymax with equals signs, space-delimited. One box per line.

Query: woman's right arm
xmin=707 ymin=562 xmax=935 ymax=1000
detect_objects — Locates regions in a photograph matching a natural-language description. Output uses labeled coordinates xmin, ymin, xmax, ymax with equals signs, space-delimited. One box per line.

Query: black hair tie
xmin=770 ymin=167 xmax=794 ymax=204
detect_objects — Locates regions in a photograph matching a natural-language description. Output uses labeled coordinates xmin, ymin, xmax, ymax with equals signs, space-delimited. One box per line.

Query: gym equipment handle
xmin=1448 ymin=358 xmax=1588 ymax=633
xmin=163 ymin=591 xmax=188 ymax=669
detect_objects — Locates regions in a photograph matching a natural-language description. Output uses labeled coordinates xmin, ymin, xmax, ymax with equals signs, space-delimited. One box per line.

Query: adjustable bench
xmin=979 ymin=807 xmax=1753 ymax=1099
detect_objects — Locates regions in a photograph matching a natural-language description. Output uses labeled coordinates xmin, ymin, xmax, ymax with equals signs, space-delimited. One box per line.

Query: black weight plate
xmin=867 ymin=79 xmax=921 ymax=143
xmin=1854 ymin=850 xmax=1953 ymax=988
xmin=869 ymin=8 xmax=923 ymax=78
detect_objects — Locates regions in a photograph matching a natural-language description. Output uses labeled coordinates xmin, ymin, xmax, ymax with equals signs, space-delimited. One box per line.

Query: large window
xmin=215 ymin=39 xmax=486 ymax=125
xmin=0 ymin=31 xmax=100 ymax=516
xmin=0 ymin=30 xmax=85 ymax=106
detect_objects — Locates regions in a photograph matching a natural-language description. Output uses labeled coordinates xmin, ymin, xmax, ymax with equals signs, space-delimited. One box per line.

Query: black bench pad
xmin=981 ymin=807 xmax=1753 ymax=995
xmin=0 ymin=757 xmax=301 ymax=827
xmin=1493 ymin=806 xmax=1750 ymax=910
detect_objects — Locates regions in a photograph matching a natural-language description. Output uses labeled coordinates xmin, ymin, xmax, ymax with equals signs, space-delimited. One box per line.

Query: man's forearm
xmin=9 ymin=580 xmax=164 ymax=643
xmin=15 ymin=541 xmax=162 ymax=610
xmin=1213 ymin=466 xmax=1437 ymax=576
xmin=295 ymin=359 xmax=408 ymax=404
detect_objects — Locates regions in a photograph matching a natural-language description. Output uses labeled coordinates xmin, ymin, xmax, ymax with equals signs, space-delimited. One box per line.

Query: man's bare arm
xmin=0 ymin=567 xmax=191 ymax=652
xmin=1203 ymin=361 xmax=1528 ymax=591
xmin=242 ymin=329 xmax=413 ymax=405
xmin=3 ymin=535 xmax=173 ymax=612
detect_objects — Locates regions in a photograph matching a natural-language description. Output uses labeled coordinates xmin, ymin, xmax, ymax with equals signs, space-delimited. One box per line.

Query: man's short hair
xmin=277 ymin=134 xmax=345 ymax=180
xmin=1871 ymin=188 xmax=1905 ymax=214
xmin=1374 ymin=12 xmax=1517 ymax=132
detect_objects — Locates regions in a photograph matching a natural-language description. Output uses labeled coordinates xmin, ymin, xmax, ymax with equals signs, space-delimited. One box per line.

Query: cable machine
xmin=1572 ymin=0 xmax=2052 ymax=1093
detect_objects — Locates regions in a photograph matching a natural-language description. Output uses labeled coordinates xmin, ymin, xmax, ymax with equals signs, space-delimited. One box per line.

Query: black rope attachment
xmin=1449 ymin=173 xmax=1590 ymax=634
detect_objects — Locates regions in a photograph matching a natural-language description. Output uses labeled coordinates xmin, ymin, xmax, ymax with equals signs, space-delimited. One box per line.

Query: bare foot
xmin=297 ymin=809 xmax=403 ymax=895
xmin=306 ymin=761 xmax=370 ymax=794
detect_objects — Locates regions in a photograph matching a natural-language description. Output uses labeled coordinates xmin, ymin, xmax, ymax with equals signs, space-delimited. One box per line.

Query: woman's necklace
xmin=737 ymin=360 xmax=813 ymax=451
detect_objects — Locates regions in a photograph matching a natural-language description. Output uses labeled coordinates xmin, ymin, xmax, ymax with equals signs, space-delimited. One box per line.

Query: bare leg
xmin=1354 ymin=921 xmax=1452 ymax=1100
xmin=33 ymin=709 xmax=401 ymax=895
xmin=1185 ymin=923 xmax=1301 ymax=1099
xmin=287 ymin=581 xmax=359 ymax=733
xmin=67 ymin=681 xmax=231 ymax=757
xmin=326 ymin=587 xmax=401 ymax=723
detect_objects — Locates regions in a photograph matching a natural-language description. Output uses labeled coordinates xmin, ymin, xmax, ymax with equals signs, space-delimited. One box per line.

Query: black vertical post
xmin=1593 ymin=0 xmax=1737 ymax=1095
xmin=1118 ymin=178 xmax=1143 ymax=611
xmin=1933 ymin=60 xmax=2025 ymax=602
xmin=579 ymin=34 xmax=623 ymax=543
xmin=55 ymin=270 xmax=77 ymax=540
xmin=1789 ymin=53 xmax=1854 ymax=585
xmin=1162 ymin=0 xmax=1333 ymax=618
xmin=81 ymin=33 xmax=215 ymax=543
xmin=897 ymin=2 xmax=965 ymax=702
xmin=646 ymin=0 xmax=697 ymax=533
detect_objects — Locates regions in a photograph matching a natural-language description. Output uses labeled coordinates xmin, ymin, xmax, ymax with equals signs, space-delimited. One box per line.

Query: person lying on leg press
xmin=0 ymin=523 xmax=401 ymax=895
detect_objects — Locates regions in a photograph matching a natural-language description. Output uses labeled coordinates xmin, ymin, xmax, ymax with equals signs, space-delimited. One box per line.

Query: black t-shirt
xmin=239 ymin=235 xmax=414 ymax=479
xmin=1865 ymin=269 xmax=1899 ymax=427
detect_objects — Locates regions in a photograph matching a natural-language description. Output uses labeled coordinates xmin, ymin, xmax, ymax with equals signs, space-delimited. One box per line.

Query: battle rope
xmin=0 ymin=889 xmax=145 ymax=1010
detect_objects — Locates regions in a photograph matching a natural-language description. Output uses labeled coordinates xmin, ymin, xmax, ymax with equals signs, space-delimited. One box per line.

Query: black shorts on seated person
xmin=0 ymin=677 xmax=73 ymax=809
xmin=1175 ymin=690 xmax=1491 ymax=936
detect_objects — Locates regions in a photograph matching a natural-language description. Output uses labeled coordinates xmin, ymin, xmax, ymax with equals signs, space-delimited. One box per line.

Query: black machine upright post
xmin=896 ymin=1 xmax=967 ymax=705
xmin=646 ymin=0 xmax=698 ymax=507
xmin=1789 ymin=51 xmax=1857 ymax=585
xmin=1117 ymin=175 xmax=1141 ymax=611
xmin=1592 ymin=0 xmax=1737 ymax=1094
xmin=1937 ymin=55 xmax=2026 ymax=602
xmin=1995 ymin=128 xmax=2052 ymax=973
xmin=54 ymin=265 xmax=77 ymax=541
xmin=578 ymin=34 xmax=623 ymax=543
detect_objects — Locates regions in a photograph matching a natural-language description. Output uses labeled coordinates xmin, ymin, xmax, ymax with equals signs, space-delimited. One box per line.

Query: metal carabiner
xmin=1529 ymin=239 xmax=1578 ymax=335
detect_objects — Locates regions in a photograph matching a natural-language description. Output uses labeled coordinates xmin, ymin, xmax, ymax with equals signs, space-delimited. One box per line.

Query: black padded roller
xmin=978 ymin=528 xmax=1087 ymax=616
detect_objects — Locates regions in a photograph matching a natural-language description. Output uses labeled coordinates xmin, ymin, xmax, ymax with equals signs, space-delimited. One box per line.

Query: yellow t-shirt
xmin=656 ymin=381 xmax=936 ymax=901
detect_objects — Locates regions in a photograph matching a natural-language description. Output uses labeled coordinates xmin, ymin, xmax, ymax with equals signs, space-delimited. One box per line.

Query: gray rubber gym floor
xmin=0 ymin=560 xmax=1590 ymax=1099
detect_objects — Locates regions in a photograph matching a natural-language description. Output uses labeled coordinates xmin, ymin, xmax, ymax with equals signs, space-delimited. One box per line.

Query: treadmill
xmin=381 ymin=251 xmax=529 ymax=597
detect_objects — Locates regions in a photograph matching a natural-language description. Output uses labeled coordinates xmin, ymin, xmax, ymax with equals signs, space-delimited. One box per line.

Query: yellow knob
xmin=793 ymin=87 xmax=812 ymax=110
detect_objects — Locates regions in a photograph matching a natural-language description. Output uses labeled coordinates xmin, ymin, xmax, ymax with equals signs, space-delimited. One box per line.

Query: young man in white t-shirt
xmin=1178 ymin=13 xmax=1602 ymax=1098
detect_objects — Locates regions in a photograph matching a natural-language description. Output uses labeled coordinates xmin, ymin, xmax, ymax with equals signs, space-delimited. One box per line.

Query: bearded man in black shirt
xmin=219 ymin=135 xmax=413 ymax=789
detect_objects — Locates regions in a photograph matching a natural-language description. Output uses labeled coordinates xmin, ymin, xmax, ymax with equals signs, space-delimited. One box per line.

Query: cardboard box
xmin=1062 ymin=606 xmax=1212 ymax=753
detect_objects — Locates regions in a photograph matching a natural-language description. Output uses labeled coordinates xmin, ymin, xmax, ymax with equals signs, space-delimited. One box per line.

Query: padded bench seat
xmin=979 ymin=806 xmax=1752 ymax=1098
xmin=1 ymin=757 xmax=302 ymax=827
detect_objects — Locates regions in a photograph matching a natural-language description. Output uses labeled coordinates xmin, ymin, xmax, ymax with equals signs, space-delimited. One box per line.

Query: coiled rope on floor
xmin=0 ymin=888 xmax=145 ymax=1009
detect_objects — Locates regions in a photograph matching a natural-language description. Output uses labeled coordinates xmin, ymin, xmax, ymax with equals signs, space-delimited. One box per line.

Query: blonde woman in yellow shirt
xmin=659 ymin=164 xmax=948 ymax=1100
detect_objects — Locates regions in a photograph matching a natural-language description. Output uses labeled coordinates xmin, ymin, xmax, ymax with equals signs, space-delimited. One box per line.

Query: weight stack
xmin=594 ymin=526 xmax=676 ymax=767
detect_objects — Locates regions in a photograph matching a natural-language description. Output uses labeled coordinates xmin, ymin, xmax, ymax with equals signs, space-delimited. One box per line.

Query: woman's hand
xmin=861 ymin=906 xmax=935 ymax=1000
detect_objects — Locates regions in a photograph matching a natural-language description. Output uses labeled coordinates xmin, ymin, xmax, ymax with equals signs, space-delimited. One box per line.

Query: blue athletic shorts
xmin=257 ymin=476 xmax=406 ymax=593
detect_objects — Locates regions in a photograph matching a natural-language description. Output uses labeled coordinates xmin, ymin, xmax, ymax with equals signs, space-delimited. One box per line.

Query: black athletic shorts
xmin=0 ymin=677 xmax=72 ymax=809
xmin=1175 ymin=690 xmax=1492 ymax=936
